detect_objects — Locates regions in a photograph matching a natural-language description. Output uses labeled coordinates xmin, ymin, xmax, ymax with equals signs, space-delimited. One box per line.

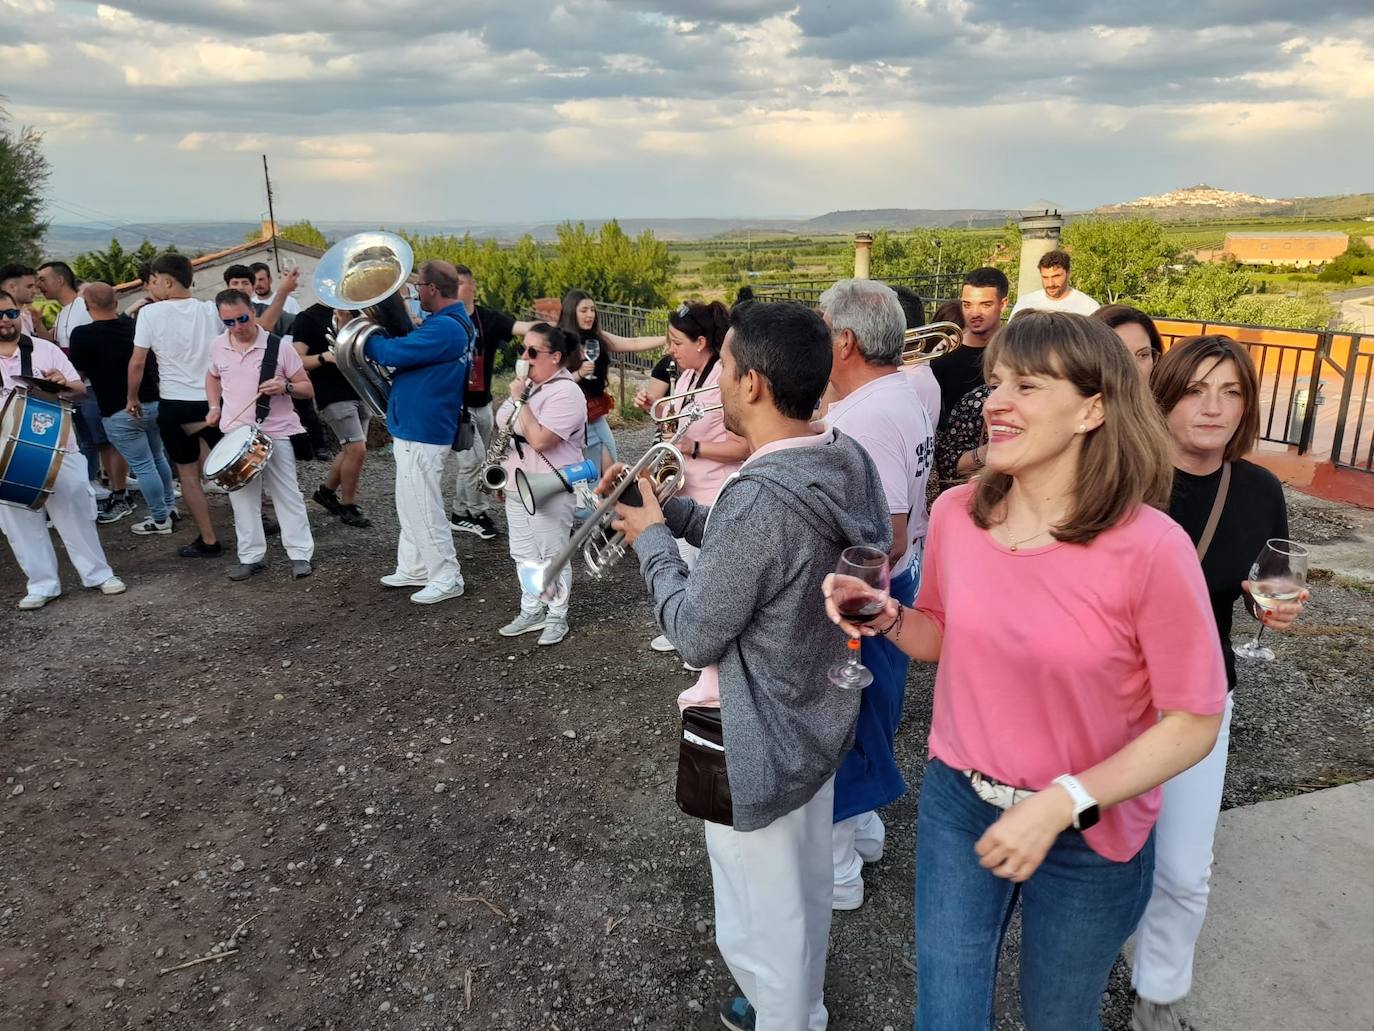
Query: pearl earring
xmin=1077 ymin=423 xmax=1087 ymax=433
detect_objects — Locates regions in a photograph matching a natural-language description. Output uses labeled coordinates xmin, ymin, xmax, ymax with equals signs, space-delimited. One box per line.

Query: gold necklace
xmin=1004 ymin=524 xmax=1052 ymax=551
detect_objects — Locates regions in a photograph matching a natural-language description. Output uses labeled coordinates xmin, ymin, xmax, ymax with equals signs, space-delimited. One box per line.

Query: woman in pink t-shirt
xmin=823 ymin=312 xmax=1227 ymax=1030
xmin=636 ymin=301 xmax=747 ymax=654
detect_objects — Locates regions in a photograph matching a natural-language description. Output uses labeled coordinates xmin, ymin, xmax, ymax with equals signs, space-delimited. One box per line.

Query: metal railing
xmin=1330 ymin=332 xmax=1374 ymax=472
xmin=751 ymin=272 xmax=967 ymax=307
xmin=519 ymin=303 xmax=665 ymax=410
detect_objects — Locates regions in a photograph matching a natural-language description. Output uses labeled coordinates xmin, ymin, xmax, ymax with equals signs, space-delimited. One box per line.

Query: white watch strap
xmin=1053 ymin=773 xmax=1094 ymax=811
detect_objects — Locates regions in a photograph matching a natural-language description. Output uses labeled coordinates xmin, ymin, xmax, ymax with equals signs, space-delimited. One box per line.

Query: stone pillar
xmin=1017 ymin=209 xmax=1065 ymax=298
xmin=853 ymin=232 xmax=873 ymax=280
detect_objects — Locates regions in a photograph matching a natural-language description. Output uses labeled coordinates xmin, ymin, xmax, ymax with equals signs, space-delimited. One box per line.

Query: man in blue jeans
xmin=68 ymin=284 xmax=177 ymax=535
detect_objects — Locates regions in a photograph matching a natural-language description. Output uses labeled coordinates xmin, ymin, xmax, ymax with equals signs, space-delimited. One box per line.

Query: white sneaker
xmin=538 ymin=616 xmax=569 ymax=646
xmin=98 ymin=576 xmax=127 ymax=596
xmin=410 ymin=583 xmax=465 ymax=605
xmin=380 ymin=572 xmax=428 ymax=588
xmin=17 ymin=593 xmax=54 ymax=610
xmin=131 ymin=516 xmax=173 ymax=536
xmin=650 ymin=634 xmax=676 ymax=652
xmin=202 ymin=479 xmax=229 ymax=495
xmin=832 ymin=879 xmax=865 ymax=912
xmin=498 ymin=609 xmax=546 ymax=637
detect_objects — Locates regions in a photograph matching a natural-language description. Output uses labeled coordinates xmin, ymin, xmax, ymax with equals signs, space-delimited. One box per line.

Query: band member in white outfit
xmin=0 ymin=289 xmax=125 ymax=609
xmin=494 ymin=324 xmax=587 ymax=647
xmin=205 ymin=290 xmax=316 ymax=582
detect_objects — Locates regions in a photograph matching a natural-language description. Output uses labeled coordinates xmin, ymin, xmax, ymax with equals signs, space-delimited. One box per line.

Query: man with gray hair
xmin=819 ymin=277 xmax=935 ymax=910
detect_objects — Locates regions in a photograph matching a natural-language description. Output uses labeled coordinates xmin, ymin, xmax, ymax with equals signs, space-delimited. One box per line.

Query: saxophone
xmin=478 ymin=360 xmax=532 ymax=494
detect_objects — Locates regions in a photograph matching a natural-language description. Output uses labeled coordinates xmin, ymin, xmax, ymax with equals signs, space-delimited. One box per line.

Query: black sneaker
xmin=97 ymin=495 xmax=134 ymax=525
xmin=470 ymin=512 xmax=500 ymax=540
xmin=450 ymin=511 xmax=498 ymax=540
xmin=339 ymin=504 xmax=372 ymax=528
xmin=178 ymin=536 xmax=224 ymax=559
xmin=313 ymin=485 xmax=343 ymax=515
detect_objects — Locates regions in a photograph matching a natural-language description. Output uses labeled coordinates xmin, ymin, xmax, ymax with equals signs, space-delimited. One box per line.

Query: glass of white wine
xmin=1234 ymin=538 xmax=1309 ymax=662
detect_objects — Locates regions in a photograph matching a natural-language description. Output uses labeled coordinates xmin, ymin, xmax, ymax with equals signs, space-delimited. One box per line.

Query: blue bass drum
xmin=0 ymin=388 xmax=74 ymax=510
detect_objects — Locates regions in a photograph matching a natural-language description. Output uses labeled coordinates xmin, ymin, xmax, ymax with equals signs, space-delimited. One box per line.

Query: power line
xmin=42 ymin=195 xmax=252 ymax=253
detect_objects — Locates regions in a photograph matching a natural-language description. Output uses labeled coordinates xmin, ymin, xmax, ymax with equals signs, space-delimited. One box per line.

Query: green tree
xmin=279 ymin=219 xmax=328 ymax=250
xmin=1135 ymin=260 xmax=1253 ymax=321
xmin=869 ymin=228 xmax=992 ymax=282
xmin=1060 ymin=217 xmax=1176 ymax=303
xmin=543 ymin=221 xmax=677 ymax=308
xmin=401 ymin=230 xmax=548 ymax=314
xmin=1226 ymin=287 xmax=1335 ymax=330
xmin=72 ymin=237 xmax=141 ymax=284
xmin=0 ymin=105 xmax=50 ymax=265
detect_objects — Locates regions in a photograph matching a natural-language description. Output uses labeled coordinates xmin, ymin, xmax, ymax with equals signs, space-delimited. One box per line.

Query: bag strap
xmin=256 ymin=333 xmax=282 ymax=425
xmin=1195 ymin=462 xmax=1231 ymax=562
xmin=18 ymin=335 xmax=33 ymax=379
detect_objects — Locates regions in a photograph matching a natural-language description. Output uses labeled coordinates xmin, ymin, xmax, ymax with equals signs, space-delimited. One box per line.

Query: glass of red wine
xmin=827 ymin=545 xmax=891 ymax=690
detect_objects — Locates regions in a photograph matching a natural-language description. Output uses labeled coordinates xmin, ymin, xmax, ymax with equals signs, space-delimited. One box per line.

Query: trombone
xmin=901 ymin=321 xmax=962 ymax=366
xmin=648 ymin=382 xmax=723 ymax=426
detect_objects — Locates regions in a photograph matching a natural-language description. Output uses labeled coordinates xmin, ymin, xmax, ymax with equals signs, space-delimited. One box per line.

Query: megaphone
xmin=515 ymin=459 xmax=600 ymax=515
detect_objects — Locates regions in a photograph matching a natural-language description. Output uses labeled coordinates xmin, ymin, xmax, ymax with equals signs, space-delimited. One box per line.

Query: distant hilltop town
xmin=1114 ymin=184 xmax=1285 ymax=210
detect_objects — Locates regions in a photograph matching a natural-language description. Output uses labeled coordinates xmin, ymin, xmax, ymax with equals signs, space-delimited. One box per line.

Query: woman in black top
xmin=1130 ymin=335 xmax=1308 ymax=1030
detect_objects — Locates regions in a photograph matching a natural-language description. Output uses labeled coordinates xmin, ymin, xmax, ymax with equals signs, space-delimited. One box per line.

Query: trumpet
xmin=527 ymin=395 xmax=718 ymax=600
xmin=901 ymin=321 xmax=962 ymax=366
xmin=648 ymin=382 xmax=723 ymax=425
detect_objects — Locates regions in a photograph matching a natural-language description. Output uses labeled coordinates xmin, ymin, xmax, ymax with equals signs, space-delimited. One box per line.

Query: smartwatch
xmin=1052 ymin=774 xmax=1100 ymax=831
xmin=284 ymin=379 xmax=294 ymax=396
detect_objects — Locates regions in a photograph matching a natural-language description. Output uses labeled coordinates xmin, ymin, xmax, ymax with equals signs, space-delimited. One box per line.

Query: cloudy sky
xmin=7 ymin=0 xmax=1374 ymax=225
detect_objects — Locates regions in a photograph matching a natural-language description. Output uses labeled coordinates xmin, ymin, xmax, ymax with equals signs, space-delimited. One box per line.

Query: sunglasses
xmin=673 ymin=301 xmax=706 ymax=339
xmin=522 ymin=346 xmax=549 ymax=358
xmin=0 ymin=308 xmax=20 ymax=321
xmin=221 ymin=313 xmax=253 ymax=327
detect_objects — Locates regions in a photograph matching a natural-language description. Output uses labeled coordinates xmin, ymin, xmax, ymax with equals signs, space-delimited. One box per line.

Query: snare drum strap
xmin=18 ymin=335 xmax=33 ymax=379
xmin=255 ymin=333 xmax=283 ymax=425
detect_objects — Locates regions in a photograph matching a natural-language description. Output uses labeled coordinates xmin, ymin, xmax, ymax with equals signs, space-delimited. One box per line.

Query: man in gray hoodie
xmin=613 ymin=300 xmax=891 ymax=1031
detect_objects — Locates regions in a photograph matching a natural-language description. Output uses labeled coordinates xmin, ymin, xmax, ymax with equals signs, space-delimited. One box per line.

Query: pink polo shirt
xmin=496 ymin=370 xmax=587 ymax=477
xmin=677 ymin=425 xmax=836 ymax=712
xmin=669 ymin=361 xmax=741 ymax=504
xmin=917 ymin=485 xmax=1227 ymax=861
xmin=207 ymin=328 xmax=305 ymax=438
xmin=0 ymin=336 xmax=81 ymax=454
xmin=825 ymin=371 xmax=934 ymax=577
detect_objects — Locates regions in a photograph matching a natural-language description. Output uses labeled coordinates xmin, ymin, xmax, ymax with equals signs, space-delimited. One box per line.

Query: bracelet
xmin=207 ymin=405 xmax=221 ymax=412
xmin=971 ymin=445 xmax=986 ymax=470
xmin=878 ymin=605 xmax=904 ymax=638
xmin=692 ymin=441 xmax=700 ymax=460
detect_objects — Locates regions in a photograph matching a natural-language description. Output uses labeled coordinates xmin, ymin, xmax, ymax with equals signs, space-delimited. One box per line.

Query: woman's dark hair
xmin=526 ymin=322 xmax=571 ymax=360
xmin=727 ymin=300 xmax=831 ymax=420
xmin=668 ymin=300 xmax=730 ymax=354
xmin=556 ymin=289 xmax=603 ymax=371
xmin=1151 ymin=335 xmax=1261 ymax=463
xmin=1094 ymin=304 xmax=1164 ymax=357
xmin=930 ymin=300 xmax=964 ymax=328
xmin=972 ymin=312 xmax=1173 ymax=544
xmin=734 ymin=285 xmax=755 ymax=304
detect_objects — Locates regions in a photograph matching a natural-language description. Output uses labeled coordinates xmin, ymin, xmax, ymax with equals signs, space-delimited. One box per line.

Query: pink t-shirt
xmin=901 ymin=364 xmax=942 ymax=436
xmin=0 ymin=336 xmax=81 ymax=453
xmin=207 ymin=328 xmax=305 ymax=438
xmin=825 ymin=371 xmax=934 ymax=576
xmin=670 ymin=361 xmax=741 ymax=504
xmin=918 ymin=485 xmax=1227 ymax=862
xmin=496 ymin=370 xmax=587 ymax=476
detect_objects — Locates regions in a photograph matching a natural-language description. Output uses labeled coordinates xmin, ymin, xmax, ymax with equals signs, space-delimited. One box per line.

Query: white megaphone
xmin=515 ymin=458 xmax=600 ymax=515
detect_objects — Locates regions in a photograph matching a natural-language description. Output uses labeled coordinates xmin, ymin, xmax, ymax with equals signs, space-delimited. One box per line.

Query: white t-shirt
xmin=824 ymin=371 xmax=935 ymax=577
xmin=900 ymin=363 xmax=942 ymax=438
xmin=1011 ymin=288 xmax=1101 ymax=317
xmin=255 ymin=293 xmax=301 ymax=315
xmin=133 ymin=296 xmax=224 ymax=401
xmin=55 ymin=297 xmax=92 ymax=350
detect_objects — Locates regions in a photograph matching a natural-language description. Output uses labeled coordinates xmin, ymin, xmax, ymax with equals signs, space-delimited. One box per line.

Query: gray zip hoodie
xmin=633 ymin=428 xmax=892 ymax=831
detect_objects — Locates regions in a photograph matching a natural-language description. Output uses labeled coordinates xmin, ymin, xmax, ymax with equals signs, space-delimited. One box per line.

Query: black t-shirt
xmin=68 ymin=317 xmax=159 ymax=417
xmin=930 ymin=344 xmax=986 ymax=432
xmin=650 ymin=353 xmax=677 ymax=386
xmin=575 ymin=329 xmax=611 ymax=400
xmin=467 ymin=305 xmax=517 ymax=408
xmin=1168 ymin=460 xmax=1288 ymax=689
xmin=293 ymin=303 xmax=357 ymax=408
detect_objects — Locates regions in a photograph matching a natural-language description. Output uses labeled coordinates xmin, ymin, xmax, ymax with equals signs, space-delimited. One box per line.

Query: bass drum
xmin=0 ymin=388 xmax=74 ymax=510
xmin=204 ymin=424 xmax=273 ymax=492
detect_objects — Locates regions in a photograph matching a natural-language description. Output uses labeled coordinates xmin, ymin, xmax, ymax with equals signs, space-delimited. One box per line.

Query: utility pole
xmin=262 ymin=154 xmax=280 ymax=272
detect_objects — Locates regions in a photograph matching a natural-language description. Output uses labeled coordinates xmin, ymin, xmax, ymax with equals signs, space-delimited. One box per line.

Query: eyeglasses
xmin=415 ymin=281 xmax=431 ymax=289
xmin=221 ymin=313 xmax=253 ymax=327
xmin=0 ymin=308 xmax=20 ymax=321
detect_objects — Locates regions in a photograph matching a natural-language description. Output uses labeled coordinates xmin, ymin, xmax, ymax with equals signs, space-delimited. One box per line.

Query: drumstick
xmin=224 ymin=390 xmax=266 ymax=428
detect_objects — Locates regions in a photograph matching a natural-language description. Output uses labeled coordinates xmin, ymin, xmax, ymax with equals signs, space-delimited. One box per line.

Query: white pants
xmin=832 ymin=810 xmax=886 ymax=899
xmin=505 ymin=491 xmax=574 ymax=618
xmin=0 ymin=451 xmax=114 ymax=597
xmin=450 ymin=402 xmax=493 ymax=516
xmin=228 ymin=443 xmax=314 ymax=564
xmin=394 ymin=438 xmax=462 ymax=590
xmin=1132 ymin=693 xmax=1235 ymax=1003
xmin=704 ymin=776 xmax=835 ymax=1031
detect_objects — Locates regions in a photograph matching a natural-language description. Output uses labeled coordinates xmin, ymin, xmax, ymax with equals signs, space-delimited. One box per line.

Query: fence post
xmin=1295 ymin=332 xmax=1329 ymax=455
xmin=1328 ymin=332 xmax=1362 ymax=468
xmin=617 ymin=352 xmax=627 ymax=411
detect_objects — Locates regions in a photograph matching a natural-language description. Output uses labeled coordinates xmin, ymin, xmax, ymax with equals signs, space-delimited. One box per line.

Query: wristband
xmin=207 ymin=406 xmax=221 ymax=412
xmin=692 ymin=441 xmax=700 ymax=460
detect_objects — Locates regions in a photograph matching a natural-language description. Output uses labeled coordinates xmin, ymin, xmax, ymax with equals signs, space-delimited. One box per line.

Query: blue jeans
xmin=583 ymin=415 xmax=618 ymax=468
xmin=74 ymin=393 xmax=107 ymax=481
xmin=914 ymin=759 xmax=1154 ymax=1031
xmin=102 ymin=405 xmax=175 ymax=521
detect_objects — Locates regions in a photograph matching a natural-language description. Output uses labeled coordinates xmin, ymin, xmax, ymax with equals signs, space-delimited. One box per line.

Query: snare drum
xmin=204 ymin=424 xmax=273 ymax=492
xmin=0 ymin=388 xmax=75 ymax=510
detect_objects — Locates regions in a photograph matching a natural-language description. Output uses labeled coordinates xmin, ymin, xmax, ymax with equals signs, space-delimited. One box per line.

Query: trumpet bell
xmin=313 ymin=232 xmax=415 ymax=311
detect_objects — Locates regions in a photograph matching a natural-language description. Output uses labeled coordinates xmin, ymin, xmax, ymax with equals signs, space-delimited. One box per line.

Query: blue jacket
xmin=365 ymin=302 xmax=472 ymax=445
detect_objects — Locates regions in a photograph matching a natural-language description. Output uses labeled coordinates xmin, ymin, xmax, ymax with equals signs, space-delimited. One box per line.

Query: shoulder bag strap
xmin=256 ymin=333 xmax=282 ymax=424
xmin=1195 ymin=461 xmax=1231 ymax=562
xmin=18 ymin=335 xmax=34 ymax=379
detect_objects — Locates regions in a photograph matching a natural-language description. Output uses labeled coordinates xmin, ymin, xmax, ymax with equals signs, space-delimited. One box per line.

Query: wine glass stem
xmin=1251 ymin=623 xmax=1266 ymax=648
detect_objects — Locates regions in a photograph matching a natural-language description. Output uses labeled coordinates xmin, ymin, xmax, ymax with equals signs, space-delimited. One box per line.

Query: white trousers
xmin=505 ymin=491 xmax=574 ymax=618
xmin=832 ymin=810 xmax=886 ymax=899
xmin=450 ymin=402 xmax=493 ymax=516
xmin=1132 ymin=692 xmax=1235 ymax=1004
xmin=394 ymin=438 xmax=462 ymax=590
xmin=0 ymin=451 xmax=114 ymax=597
xmin=228 ymin=443 xmax=314 ymax=564
xmin=704 ymin=776 xmax=835 ymax=1031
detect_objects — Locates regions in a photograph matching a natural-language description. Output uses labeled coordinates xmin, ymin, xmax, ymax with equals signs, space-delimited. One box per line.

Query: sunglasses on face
xmin=523 ymin=346 xmax=549 ymax=358
xmin=0 ymin=309 xmax=20 ymax=321
xmin=221 ymin=313 xmax=253 ymax=327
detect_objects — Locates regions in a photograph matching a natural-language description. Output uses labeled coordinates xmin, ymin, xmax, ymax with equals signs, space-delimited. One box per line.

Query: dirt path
xmin=1 ymin=434 xmax=1370 ymax=1030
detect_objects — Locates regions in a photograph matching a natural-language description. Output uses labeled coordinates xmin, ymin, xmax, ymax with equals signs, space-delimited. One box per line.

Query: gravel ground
xmin=0 ymin=426 xmax=1370 ymax=1031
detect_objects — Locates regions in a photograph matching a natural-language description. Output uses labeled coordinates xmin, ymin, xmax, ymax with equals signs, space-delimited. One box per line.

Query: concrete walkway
xmin=1185 ymin=779 xmax=1374 ymax=1030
